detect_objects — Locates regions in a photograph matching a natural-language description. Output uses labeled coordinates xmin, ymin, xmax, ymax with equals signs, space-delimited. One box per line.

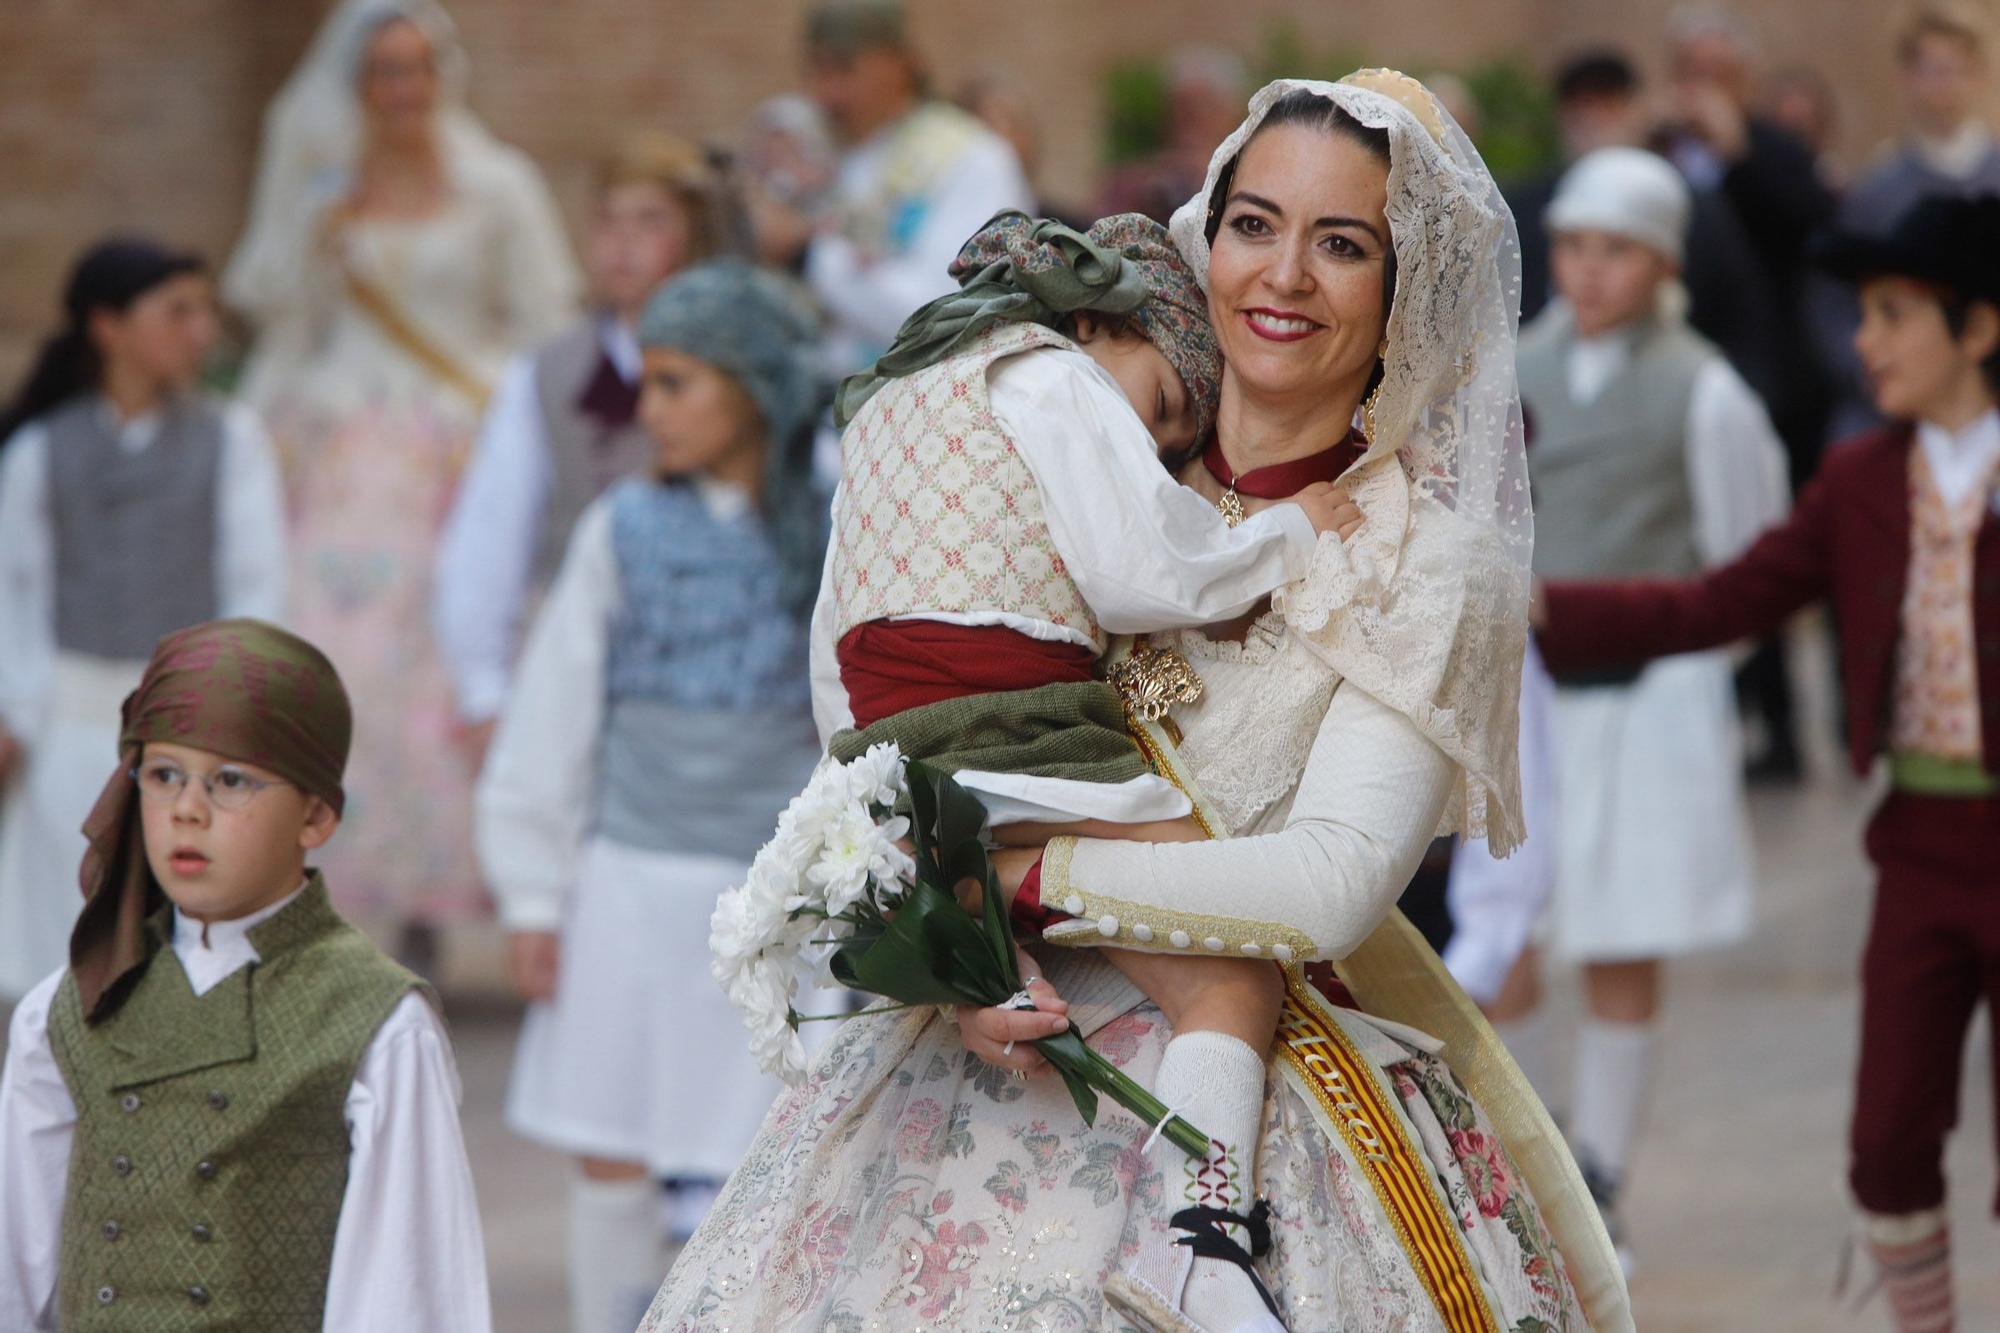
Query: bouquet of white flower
xmin=711 ymin=742 xmax=1208 ymax=1158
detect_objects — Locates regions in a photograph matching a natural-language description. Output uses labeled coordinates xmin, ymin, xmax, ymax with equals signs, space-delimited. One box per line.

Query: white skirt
xmin=505 ymin=837 xmax=803 ymax=1179
xmin=0 ymin=655 xmax=142 ymax=998
xmin=1546 ymin=651 xmax=1756 ymax=961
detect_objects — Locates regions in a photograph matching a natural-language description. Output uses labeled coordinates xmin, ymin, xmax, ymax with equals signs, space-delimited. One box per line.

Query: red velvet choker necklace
xmin=1202 ymin=431 xmax=1367 ymax=527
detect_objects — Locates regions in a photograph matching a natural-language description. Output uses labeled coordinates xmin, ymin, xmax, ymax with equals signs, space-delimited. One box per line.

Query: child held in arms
xmin=0 ymin=619 xmax=490 ymax=1332
xmin=817 ymin=208 xmax=1363 ymax=1331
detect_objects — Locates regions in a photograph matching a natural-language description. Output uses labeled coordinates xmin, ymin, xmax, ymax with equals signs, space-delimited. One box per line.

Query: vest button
xmin=207 ymin=1090 xmax=229 ymax=1111
xmin=192 ymin=1223 xmax=213 ymax=1243
xmin=195 ymin=1158 xmax=217 ymax=1180
xmin=111 ymin=1154 xmax=132 ymax=1176
xmin=188 ymin=1285 xmax=211 ymax=1306
xmin=120 ymin=1093 xmax=140 ymax=1113
xmin=101 ymin=1220 xmax=121 ymax=1242
xmin=96 ymin=1286 xmax=115 ymax=1306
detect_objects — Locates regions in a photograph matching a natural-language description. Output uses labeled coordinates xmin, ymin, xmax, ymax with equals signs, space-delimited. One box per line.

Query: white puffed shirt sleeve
xmin=1443 ymin=637 xmax=1556 ymax=1005
xmin=1041 ymin=681 xmax=1456 ymax=960
xmin=0 ymin=427 xmax=54 ymax=744
xmin=323 ymin=991 xmax=492 ymax=1333
xmin=807 ymin=503 xmax=855 ymax=746
xmin=473 ymin=498 xmax=617 ymax=931
xmin=1685 ymin=358 xmax=1790 ymax=566
xmin=434 ymin=352 xmax=552 ymax=721
xmin=214 ymin=402 xmax=289 ymax=623
xmin=808 ymin=132 xmax=1034 ymax=350
xmin=0 ymin=969 xmax=71 ymax=1332
xmin=989 ymin=349 xmax=1321 ymax=630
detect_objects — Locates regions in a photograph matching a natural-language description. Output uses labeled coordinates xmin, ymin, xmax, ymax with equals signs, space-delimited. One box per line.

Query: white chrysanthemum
xmin=843 ymin=742 xmax=908 ymax=810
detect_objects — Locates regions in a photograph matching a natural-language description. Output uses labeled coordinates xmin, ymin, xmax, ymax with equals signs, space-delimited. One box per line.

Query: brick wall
xmin=0 ymin=0 xmax=1966 ymax=382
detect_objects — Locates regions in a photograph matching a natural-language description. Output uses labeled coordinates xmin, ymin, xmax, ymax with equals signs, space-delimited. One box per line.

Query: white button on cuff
xmin=1169 ymin=930 xmax=1192 ymax=949
xmin=1272 ymin=945 xmax=1294 ymax=962
xmin=1203 ymin=937 xmax=1225 ymax=951
xmin=1097 ymin=915 xmax=1119 ymax=938
xmin=1064 ymin=895 xmax=1084 ymax=916
xmin=1131 ymin=923 xmax=1153 ymax=943
xmin=1240 ymin=943 xmax=1261 ymax=956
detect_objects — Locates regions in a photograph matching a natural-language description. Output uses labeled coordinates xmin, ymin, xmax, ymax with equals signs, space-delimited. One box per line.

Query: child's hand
xmin=1292 ymin=482 xmax=1365 ymax=542
xmin=507 ymin=930 xmax=561 ymax=1003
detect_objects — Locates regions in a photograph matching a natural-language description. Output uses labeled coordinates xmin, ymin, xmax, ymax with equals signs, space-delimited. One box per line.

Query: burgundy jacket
xmin=1539 ymin=422 xmax=2000 ymax=775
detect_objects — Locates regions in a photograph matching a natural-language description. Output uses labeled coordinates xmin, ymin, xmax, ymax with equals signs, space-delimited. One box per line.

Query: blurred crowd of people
xmin=3 ymin=0 xmax=2000 ymax=1328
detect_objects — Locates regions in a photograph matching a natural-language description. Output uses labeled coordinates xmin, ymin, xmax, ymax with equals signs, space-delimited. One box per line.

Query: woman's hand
xmin=507 ymin=930 xmax=561 ymax=1003
xmin=955 ymin=946 xmax=1071 ymax=1074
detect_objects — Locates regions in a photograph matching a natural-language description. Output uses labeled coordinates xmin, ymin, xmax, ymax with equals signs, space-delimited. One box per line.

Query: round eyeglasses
xmin=131 ymin=760 xmax=287 ymax=811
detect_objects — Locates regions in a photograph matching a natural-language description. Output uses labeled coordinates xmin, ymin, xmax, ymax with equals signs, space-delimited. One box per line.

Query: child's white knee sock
xmin=1152 ymin=1030 xmax=1283 ymax=1330
xmin=1569 ymin=1019 xmax=1656 ymax=1188
xmin=568 ymin=1174 xmax=666 ymax=1333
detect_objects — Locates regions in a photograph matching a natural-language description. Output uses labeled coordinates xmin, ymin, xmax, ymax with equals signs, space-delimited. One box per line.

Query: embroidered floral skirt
xmin=642 ymin=985 xmax=1587 ymax=1332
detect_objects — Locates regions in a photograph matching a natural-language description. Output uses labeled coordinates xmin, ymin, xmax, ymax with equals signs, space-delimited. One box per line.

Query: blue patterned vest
xmin=598 ymin=479 xmax=820 ymax=860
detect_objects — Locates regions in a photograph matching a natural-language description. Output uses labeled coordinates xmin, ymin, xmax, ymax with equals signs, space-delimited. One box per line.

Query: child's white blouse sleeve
xmin=0 ymin=427 xmax=55 ymax=744
xmin=1684 ymin=358 xmax=1790 ymax=566
xmin=988 ymin=349 xmax=1320 ymax=631
xmin=473 ymin=497 xmax=619 ymax=931
xmin=213 ymin=402 xmax=289 ymax=626
xmin=1038 ymin=681 xmax=1455 ymax=961
xmin=324 ymin=992 xmax=492 ymax=1333
xmin=433 ymin=351 xmax=553 ymax=723
xmin=0 ymin=969 xmax=71 ymax=1332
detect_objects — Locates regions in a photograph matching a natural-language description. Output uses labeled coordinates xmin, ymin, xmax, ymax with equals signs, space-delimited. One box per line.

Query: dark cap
xmin=1813 ymin=193 xmax=2000 ymax=305
xmin=806 ymin=0 xmax=907 ymax=56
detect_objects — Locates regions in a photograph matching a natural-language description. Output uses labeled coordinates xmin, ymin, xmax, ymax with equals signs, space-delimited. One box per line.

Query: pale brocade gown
xmin=642 ymin=614 xmax=1588 ymax=1333
xmin=241 ymin=196 xmax=572 ymax=924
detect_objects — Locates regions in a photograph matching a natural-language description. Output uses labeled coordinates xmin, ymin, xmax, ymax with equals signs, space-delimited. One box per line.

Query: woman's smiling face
xmin=1206 ymin=122 xmax=1392 ymax=413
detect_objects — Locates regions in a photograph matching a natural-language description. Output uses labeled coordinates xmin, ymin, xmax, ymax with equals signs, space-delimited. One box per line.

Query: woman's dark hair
xmin=0 ymin=238 xmax=205 ymax=445
xmin=1940 ymin=292 xmax=2000 ymax=397
xmin=1201 ymin=91 xmax=1398 ymax=394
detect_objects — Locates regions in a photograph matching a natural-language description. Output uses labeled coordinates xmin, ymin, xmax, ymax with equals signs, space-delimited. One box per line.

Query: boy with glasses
xmin=0 ymin=618 xmax=491 ymax=1332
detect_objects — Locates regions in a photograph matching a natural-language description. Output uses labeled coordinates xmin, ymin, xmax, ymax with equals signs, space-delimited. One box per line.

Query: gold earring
xmin=1362 ymin=384 xmax=1382 ymax=443
xmin=1377 ymin=337 xmax=1389 ymax=358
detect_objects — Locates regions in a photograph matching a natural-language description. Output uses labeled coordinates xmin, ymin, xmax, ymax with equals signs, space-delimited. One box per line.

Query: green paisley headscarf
xmin=834 ymin=210 xmax=1223 ymax=439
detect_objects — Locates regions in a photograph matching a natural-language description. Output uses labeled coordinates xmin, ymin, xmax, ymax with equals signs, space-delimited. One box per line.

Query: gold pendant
xmin=1108 ymin=645 xmax=1206 ymax=723
xmin=1218 ymin=486 xmax=1245 ymax=529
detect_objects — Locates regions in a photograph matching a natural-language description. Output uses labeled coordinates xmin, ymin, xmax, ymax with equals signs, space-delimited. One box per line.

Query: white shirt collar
xmin=96 ymin=396 xmax=164 ymax=456
xmin=1913 ymin=120 xmax=1995 ymax=180
xmin=170 ymin=879 xmax=309 ymax=997
xmin=693 ymin=475 xmax=754 ymax=523
xmin=597 ymin=315 xmax=642 ymax=383
xmin=1915 ymin=410 xmax=2000 ymax=510
xmin=1564 ymin=329 xmax=1632 ymax=406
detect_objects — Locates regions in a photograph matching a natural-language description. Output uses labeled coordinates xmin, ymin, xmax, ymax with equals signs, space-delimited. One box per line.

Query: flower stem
xmin=1032 ymin=1025 xmax=1210 ymax=1158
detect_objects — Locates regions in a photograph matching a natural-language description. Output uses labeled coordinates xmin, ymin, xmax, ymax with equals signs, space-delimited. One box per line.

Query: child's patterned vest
xmin=1891 ymin=447 xmax=2000 ymax=762
xmin=832 ymin=322 xmax=1103 ymax=651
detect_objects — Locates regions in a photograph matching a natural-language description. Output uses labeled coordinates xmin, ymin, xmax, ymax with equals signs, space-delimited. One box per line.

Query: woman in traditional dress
xmin=642 ymin=73 xmax=1631 ymax=1333
xmin=223 ymin=0 xmax=579 ymax=940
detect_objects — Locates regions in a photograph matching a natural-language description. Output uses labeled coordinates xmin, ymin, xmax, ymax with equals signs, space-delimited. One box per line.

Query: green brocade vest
xmin=46 ymin=876 xmax=423 ymax=1331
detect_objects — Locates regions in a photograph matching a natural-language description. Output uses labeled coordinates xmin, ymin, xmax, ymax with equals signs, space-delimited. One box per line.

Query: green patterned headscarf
xmin=70 ymin=619 xmax=352 ymax=1021
xmin=834 ymin=210 xmax=1223 ymax=440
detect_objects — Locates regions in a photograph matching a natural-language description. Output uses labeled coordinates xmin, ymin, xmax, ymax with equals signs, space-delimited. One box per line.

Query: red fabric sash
xmin=1202 ymin=431 xmax=1367 ymax=497
xmin=837 ymin=621 xmax=1097 ymax=729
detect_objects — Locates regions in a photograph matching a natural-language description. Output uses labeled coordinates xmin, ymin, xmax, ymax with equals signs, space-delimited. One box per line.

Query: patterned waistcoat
xmin=831 ymin=322 xmax=1102 ymax=650
xmin=44 ymin=394 xmax=222 ymax=659
xmin=1890 ymin=448 xmax=2000 ymax=761
xmin=46 ymin=878 xmax=421 ymax=1331
xmin=606 ymin=477 xmax=812 ymax=711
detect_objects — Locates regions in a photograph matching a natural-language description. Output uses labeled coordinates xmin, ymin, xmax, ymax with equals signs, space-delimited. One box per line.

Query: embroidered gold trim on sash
xmin=1276 ymin=978 xmax=1501 ymax=1333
